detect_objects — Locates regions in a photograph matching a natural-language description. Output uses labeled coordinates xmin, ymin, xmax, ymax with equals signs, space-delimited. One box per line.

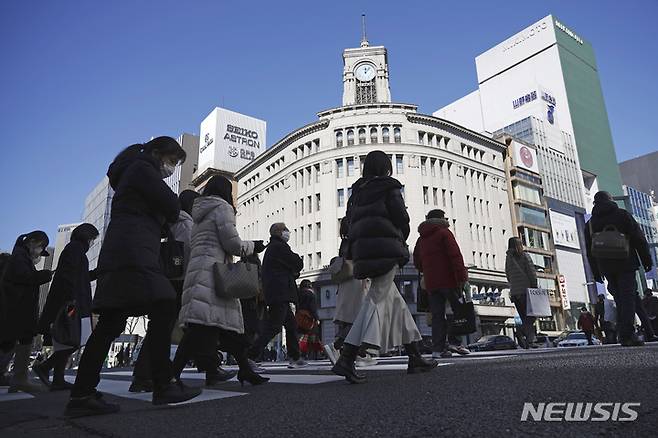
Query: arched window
xmin=347 ymin=129 xmax=355 ymax=146
xmin=382 ymin=127 xmax=390 ymax=143
xmin=394 ymin=127 xmax=401 ymax=143
xmin=336 ymin=131 xmax=343 ymax=147
xmin=370 ymin=127 xmax=378 ymax=143
xmin=358 ymin=128 xmax=366 ymax=144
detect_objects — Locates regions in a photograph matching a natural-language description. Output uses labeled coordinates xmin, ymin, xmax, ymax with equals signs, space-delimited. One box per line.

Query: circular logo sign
xmin=520 ymin=146 xmax=534 ymax=168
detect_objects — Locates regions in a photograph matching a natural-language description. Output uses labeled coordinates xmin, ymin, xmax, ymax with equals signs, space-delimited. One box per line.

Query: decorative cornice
xmin=234 ymin=119 xmax=330 ymax=178
xmin=317 ymin=102 xmax=417 ymax=118
xmin=406 ymin=113 xmax=506 ymax=152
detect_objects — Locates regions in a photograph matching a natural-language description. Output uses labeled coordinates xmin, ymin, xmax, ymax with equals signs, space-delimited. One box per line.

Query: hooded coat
xmin=92 ymin=152 xmax=180 ymax=313
xmin=0 ymin=246 xmax=52 ymax=342
xmin=413 ymin=218 xmax=467 ymax=291
xmin=38 ymin=239 xmax=94 ymax=336
xmin=584 ymin=198 xmax=652 ymax=278
xmin=178 ymin=196 xmax=255 ymax=333
xmin=345 ymin=176 xmax=410 ymax=279
xmin=505 ymin=250 xmax=538 ymax=297
xmin=261 ymin=236 xmax=303 ymax=305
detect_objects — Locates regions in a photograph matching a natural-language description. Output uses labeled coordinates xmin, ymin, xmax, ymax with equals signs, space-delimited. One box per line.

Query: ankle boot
xmin=331 ymin=343 xmax=366 ymax=384
xmin=234 ymin=350 xmax=269 ymax=387
xmin=405 ymin=342 xmax=438 ymax=375
xmin=206 ymin=367 xmax=238 ymax=386
xmin=8 ymin=344 xmax=46 ymax=393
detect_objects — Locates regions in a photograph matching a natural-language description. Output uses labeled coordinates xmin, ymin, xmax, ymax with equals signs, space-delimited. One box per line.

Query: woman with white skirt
xmin=331 ymin=151 xmax=437 ymax=384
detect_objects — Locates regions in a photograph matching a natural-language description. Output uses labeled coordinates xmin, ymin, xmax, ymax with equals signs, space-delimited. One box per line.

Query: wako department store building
xmin=234 ymin=36 xmax=518 ymax=344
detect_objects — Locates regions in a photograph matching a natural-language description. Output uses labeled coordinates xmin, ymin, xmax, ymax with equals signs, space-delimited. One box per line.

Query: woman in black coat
xmin=65 ymin=137 xmax=201 ymax=418
xmin=0 ymin=231 xmax=53 ymax=393
xmin=34 ymin=223 xmax=99 ymax=390
xmin=331 ymin=151 xmax=436 ymax=384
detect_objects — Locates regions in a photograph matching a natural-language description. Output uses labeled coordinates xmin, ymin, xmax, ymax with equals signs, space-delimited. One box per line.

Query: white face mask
xmin=281 ymin=231 xmax=290 ymax=242
xmin=161 ymin=162 xmax=176 ymax=178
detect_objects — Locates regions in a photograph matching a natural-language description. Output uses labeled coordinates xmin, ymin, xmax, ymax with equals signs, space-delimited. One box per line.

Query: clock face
xmin=355 ymin=63 xmax=376 ymax=82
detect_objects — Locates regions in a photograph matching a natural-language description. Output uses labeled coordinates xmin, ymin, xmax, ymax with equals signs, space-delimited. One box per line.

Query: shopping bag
xmin=526 ymin=288 xmax=552 ymax=317
xmin=213 ymin=257 xmax=259 ymax=299
xmin=449 ymin=301 xmax=477 ymax=335
xmin=51 ymin=302 xmax=81 ymax=348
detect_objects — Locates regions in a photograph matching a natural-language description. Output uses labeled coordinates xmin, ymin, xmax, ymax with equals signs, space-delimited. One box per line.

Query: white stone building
xmin=235 ymin=36 xmax=517 ymax=343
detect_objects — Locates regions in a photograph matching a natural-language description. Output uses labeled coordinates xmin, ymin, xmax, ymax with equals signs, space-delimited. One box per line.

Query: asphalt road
xmin=1 ymin=344 xmax=657 ymax=437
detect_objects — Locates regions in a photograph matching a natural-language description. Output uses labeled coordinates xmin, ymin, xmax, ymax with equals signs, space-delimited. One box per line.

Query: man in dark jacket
xmin=414 ymin=209 xmax=470 ymax=358
xmin=248 ymin=223 xmax=307 ymax=368
xmin=577 ymin=307 xmax=596 ymax=345
xmin=584 ymin=191 xmax=653 ymax=346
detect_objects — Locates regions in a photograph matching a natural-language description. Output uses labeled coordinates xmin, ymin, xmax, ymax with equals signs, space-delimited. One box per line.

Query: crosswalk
xmin=1 ymin=354 xmax=511 ymax=406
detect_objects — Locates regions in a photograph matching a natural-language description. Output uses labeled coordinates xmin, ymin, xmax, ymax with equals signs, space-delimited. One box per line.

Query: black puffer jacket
xmin=585 ymin=199 xmax=652 ymax=278
xmin=38 ymin=239 xmax=94 ymax=336
xmin=346 ymin=176 xmax=410 ymax=279
xmin=262 ymin=236 xmax=304 ymax=305
xmin=93 ymin=151 xmax=180 ymax=314
xmin=0 ymin=246 xmax=52 ymax=343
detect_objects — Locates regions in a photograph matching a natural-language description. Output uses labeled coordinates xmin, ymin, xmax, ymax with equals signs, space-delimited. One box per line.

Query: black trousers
xmin=172 ymin=323 xmax=249 ymax=379
xmin=429 ymin=289 xmax=463 ymax=352
xmin=249 ymin=302 xmax=300 ymax=361
xmin=635 ymin=294 xmax=656 ymax=338
xmin=41 ymin=348 xmax=76 ymax=383
xmin=606 ymin=271 xmax=637 ymax=341
xmin=71 ymin=299 xmax=177 ymax=398
xmin=511 ymin=294 xmax=537 ymax=345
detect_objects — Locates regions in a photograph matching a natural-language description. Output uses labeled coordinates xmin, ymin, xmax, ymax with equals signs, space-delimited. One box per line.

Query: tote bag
xmin=51 ymin=303 xmax=81 ymax=348
xmin=526 ymin=288 xmax=552 ymax=317
xmin=448 ymin=300 xmax=477 ymax=336
xmin=213 ymin=255 xmax=259 ymax=300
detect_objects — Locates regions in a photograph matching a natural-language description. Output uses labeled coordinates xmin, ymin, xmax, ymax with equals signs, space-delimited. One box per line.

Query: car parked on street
xmin=557 ymin=331 xmax=602 ymax=348
xmin=467 ymin=335 xmax=518 ymax=352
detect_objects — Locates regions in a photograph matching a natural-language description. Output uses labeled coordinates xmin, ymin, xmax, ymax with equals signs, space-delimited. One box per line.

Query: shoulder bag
xmin=213 ymin=250 xmax=259 ymax=300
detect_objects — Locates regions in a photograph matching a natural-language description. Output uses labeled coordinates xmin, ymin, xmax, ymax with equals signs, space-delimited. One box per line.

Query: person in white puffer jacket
xmin=173 ymin=175 xmax=268 ymax=387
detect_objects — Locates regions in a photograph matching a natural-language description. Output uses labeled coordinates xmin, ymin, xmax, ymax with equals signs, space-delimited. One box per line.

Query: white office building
xmin=235 ymin=36 xmax=518 ymax=342
xmin=52 ymin=223 xmax=83 ymax=270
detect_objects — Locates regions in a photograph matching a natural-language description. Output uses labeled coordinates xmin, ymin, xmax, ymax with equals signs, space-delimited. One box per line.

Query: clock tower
xmin=342 ymin=15 xmax=392 ymax=106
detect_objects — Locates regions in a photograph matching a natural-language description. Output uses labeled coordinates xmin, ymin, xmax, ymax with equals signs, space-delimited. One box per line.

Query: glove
xmin=253 ymin=240 xmax=266 ymax=254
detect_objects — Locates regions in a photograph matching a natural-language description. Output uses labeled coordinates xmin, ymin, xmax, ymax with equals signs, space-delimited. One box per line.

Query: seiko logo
xmin=521 ymin=402 xmax=640 ymax=422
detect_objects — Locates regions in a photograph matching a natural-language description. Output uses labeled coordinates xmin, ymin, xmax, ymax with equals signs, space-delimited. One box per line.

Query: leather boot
xmin=331 ymin=343 xmax=366 ymax=384
xmin=405 ymin=342 xmax=438 ymax=375
xmin=8 ymin=344 xmax=46 ymax=393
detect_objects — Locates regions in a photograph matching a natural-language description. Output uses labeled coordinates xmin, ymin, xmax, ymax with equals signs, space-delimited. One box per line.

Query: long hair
xmin=112 ymin=137 xmax=186 ymax=165
xmin=71 ymin=223 xmax=99 ymax=243
xmin=14 ymin=230 xmax=49 ymax=251
xmin=179 ymin=190 xmax=201 ymax=216
xmin=362 ymin=150 xmax=392 ymax=178
xmin=507 ymin=237 xmax=522 ymax=255
xmin=203 ymin=175 xmax=235 ymax=211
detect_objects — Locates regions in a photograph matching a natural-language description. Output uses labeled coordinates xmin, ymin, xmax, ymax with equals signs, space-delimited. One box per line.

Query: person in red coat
xmin=413 ymin=210 xmax=470 ymax=358
xmin=577 ymin=307 xmax=596 ymax=345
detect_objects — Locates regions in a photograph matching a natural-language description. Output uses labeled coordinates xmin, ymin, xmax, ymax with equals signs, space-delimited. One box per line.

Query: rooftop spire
xmin=360 ymin=14 xmax=369 ymax=47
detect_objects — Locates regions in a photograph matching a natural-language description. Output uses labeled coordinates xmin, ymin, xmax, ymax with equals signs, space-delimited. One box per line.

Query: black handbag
xmin=449 ymin=300 xmax=477 ymax=336
xmin=590 ymin=223 xmax=630 ymax=260
xmin=160 ymin=226 xmax=185 ymax=279
xmin=51 ymin=302 xmax=81 ymax=348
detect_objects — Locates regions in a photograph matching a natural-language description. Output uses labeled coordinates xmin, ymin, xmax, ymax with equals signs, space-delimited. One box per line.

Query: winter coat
xmin=0 ymin=246 xmax=52 ymax=342
xmin=413 ymin=218 xmax=468 ymax=291
xmin=178 ymin=196 xmax=255 ymax=333
xmin=92 ymin=152 xmax=180 ymax=314
xmin=345 ymin=176 xmax=410 ymax=280
xmin=170 ymin=210 xmax=194 ymax=280
xmin=578 ymin=312 xmax=596 ymax=332
xmin=505 ymin=250 xmax=538 ymax=297
xmin=38 ymin=240 xmax=94 ymax=336
xmin=261 ymin=236 xmax=303 ymax=305
xmin=297 ymin=287 xmax=319 ymax=320
xmin=584 ymin=199 xmax=652 ymax=278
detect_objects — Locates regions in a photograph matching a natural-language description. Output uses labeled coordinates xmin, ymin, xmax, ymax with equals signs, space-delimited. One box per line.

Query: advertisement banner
xmin=512 ymin=141 xmax=540 ymax=174
xmin=558 ymin=274 xmax=571 ymax=311
xmin=549 ymin=210 xmax=580 ymax=249
xmin=198 ymin=107 xmax=267 ymax=175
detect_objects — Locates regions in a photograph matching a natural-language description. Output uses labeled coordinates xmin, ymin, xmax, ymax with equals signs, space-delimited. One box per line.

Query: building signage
xmin=555 ymin=19 xmax=584 ymax=45
xmin=512 ymin=91 xmax=537 ymax=109
xmin=502 ymin=20 xmax=549 ymax=53
xmin=198 ymin=107 xmax=267 ymax=175
xmin=558 ymin=274 xmax=571 ymax=310
xmin=549 ymin=210 xmax=580 ymax=249
xmin=512 ymin=141 xmax=540 ymax=174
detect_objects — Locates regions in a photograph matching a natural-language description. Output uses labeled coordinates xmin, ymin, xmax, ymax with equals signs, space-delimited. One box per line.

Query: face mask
xmin=161 ymin=162 xmax=176 ymax=178
xmin=281 ymin=231 xmax=290 ymax=242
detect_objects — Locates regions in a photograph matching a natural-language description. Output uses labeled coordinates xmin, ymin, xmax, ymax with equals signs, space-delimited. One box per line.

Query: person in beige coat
xmin=173 ymin=175 xmax=268 ymax=387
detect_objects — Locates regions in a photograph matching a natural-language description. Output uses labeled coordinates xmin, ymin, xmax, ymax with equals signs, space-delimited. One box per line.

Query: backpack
xmin=589 ymin=222 xmax=630 ymax=260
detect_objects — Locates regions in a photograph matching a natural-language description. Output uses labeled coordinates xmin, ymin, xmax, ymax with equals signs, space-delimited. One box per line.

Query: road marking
xmin=0 ymin=387 xmax=35 ymax=402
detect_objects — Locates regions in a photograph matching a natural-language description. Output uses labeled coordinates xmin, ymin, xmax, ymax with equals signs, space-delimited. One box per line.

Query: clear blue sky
xmin=1 ymin=1 xmax=656 ymax=251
